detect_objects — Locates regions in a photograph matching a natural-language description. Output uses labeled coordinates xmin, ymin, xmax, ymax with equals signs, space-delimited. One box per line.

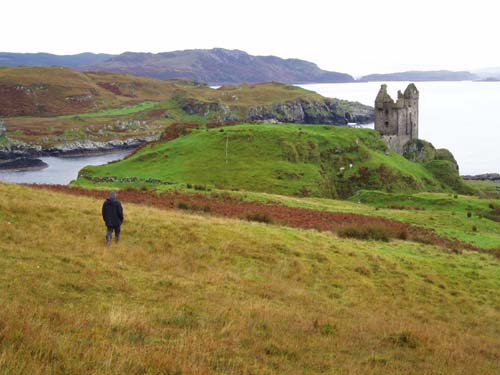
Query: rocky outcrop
xmin=180 ymin=99 xmax=237 ymax=122
xmin=0 ymin=157 xmax=48 ymax=171
xmin=0 ymin=136 xmax=158 ymax=159
xmin=403 ymin=139 xmax=437 ymax=163
xmin=403 ymin=139 xmax=459 ymax=171
xmin=45 ymin=136 xmax=158 ymax=157
xmin=180 ymin=98 xmax=374 ymax=125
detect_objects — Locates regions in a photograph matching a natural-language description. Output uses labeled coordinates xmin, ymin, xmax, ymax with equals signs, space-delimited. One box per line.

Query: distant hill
xmin=360 ymin=70 xmax=478 ymax=82
xmin=0 ymin=49 xmax=354 ymax=85
xmin=84 ymin=48 xmax=355 ymax=85
xmin=0 ymin=52 xmax=113 ymax=68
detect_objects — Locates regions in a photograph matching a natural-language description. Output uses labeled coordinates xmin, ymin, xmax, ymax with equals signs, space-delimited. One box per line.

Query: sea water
xmin=299 ymin=81 xmax=500 ymax=175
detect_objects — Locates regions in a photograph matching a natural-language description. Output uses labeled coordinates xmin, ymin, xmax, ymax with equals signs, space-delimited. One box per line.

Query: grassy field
xmin=76 ymin=124 xmax=466 ymax=198
xmin=465 ymin=180 xmax=500 ymax=199
xmin=0 ymin=183 xmax=499 ymax=374
xmin=60 ymin=101 xmax=159 ymax=119
xmin=70 ymin=177 xmax=500 ymax=251
xmin=219 ymin=189 xmax=500 ymax=250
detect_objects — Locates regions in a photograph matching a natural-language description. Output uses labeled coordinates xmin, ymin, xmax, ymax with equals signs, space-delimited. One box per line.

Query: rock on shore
xmin=0 ymin=157 xmax=48 ymax=171
xmin=0 ymin=136 xmax=158 ymax=159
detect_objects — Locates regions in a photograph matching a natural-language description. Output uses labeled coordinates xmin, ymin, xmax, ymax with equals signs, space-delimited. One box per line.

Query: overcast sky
xmin=2 ymin=0 xmax=498 ymax=76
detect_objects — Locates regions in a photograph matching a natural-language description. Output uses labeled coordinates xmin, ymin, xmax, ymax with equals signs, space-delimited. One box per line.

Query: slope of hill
xmin=0 ymin=52 xmax=113 ymax=68
xmin=360 ymin=70 xmax=478 ymax=82
xmin=0 ymin=183 xmax=498 ymax=374
xmin=0 ymin=66 xmax=185 ymax=117
xmin=0 ymin=67 xmax=373 ymax=149
xmin=85 ymin=48 xmax=355 ymax=84
xmin=77 ymin=124 xmax=467 ymax=198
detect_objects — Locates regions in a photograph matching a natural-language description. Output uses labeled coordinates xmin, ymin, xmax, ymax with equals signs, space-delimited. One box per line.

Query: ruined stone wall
xmin=374 ymin=84 xmax=419 ymax=154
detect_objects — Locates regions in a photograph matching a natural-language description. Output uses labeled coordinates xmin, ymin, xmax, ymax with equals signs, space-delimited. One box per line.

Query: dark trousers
xmin=106 ymin=225 xmax=121 ymax=244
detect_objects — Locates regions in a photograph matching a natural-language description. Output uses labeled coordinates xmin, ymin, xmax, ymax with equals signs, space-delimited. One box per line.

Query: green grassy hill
xmin=77 ymin=124 xmax=466 ymax=198
xmin=0 ymin=183 xmax=498 ymax=374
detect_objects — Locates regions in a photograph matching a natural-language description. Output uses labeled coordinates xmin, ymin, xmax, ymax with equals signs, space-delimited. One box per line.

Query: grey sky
xmin=2 ymin=0 xmax=498 ymax=76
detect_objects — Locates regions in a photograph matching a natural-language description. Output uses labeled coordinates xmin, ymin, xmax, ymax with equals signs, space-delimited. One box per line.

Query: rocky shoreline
xmin=462 ymin=173 xmax=500 ymax=182
xmin=0 ymin=136 xmax=157 ymax=160
xmin=0 ymin=136 xmax=158 ymax=171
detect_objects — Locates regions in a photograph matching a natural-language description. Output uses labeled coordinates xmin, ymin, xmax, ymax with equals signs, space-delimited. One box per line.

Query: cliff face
xmin=179 ymin=97 xmax=373 ymax=125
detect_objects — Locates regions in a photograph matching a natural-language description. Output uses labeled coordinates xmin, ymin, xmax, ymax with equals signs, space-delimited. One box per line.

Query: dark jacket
xmin=102 ymin=198 xmax=124 ymax=227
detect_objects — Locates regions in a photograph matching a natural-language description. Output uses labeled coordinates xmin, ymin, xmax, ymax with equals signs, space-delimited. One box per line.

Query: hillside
xmin=0 ymin=183 xmax=498 ymax=374
xmin=0 ymin=52 xmax=113 ymax=68
xmin=0 ymin=67 xmax=372 ymax=149
xmin=85 ymin=48 xmax=355 ymax=84
xmin=76 ymin=124 xmax=467 ymax=198
xmin=360 ymin=70 xmax=478 ymax=82
xmin=0 ymin=48 xmax=354 ymax=85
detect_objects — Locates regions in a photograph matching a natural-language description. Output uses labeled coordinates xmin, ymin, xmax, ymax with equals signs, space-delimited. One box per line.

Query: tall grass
xmin=0 ymin=183 xmax=499 ymax=374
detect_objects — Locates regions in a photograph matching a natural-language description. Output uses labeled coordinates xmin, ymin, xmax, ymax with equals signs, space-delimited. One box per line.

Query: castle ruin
xmin=374 ymin=83 xmax=419 ymax=154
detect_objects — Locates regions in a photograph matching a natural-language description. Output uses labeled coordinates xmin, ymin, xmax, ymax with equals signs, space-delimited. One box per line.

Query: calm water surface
xmin=300 ymin=81 xmax=500 ymax=175
xmin=0 ymin=151 xmax=131 ymax=185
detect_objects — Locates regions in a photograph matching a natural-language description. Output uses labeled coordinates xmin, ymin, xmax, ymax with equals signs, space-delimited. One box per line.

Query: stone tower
xmin=375 ymin=83 xmax=419 ymax=154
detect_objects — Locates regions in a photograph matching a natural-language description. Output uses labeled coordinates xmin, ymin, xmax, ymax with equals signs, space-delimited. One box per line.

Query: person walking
xmin=102 ymin=191 xmax=124 ymax=246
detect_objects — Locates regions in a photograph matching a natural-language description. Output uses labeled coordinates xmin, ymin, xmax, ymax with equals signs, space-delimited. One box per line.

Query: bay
xmin=0 ymin=151 xmax=131 ymax=185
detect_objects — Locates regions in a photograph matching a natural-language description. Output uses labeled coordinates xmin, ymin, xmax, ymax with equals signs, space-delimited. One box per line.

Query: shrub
xmin=194 ymin=184 xmax=210 ymax=191
xmin=388 ymin=331 xmax=420 ymax=349
xmin=319 ymin=323 xmax=336 ymax=336
xmin=338 ymin=223 xmax=391 ymax=242
xmin=467 ymin=211 xmax=472 ymax=218
xmin=245 ymin=212 xmax=273 ymax=224
xmin=354 ymin=266 xmax=371 ymax=276
xmin=398 ymin=230 xmax=408 ymax=240
xmin=177 ymin=202 xmax=190 ymax=210
xmin=186 ymin=183 xmax=193 ymax=189
xmin=485 ymin=203 xmax=500 ymax=222
xmin=472 ymin=225 xmax=478 ymax=232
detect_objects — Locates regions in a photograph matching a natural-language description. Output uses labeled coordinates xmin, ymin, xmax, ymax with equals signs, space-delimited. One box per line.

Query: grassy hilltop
xmin=0 ymin=183 xmax=499 ymax=374
xmin=77 ymin=124 xmax=468 ymax=198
